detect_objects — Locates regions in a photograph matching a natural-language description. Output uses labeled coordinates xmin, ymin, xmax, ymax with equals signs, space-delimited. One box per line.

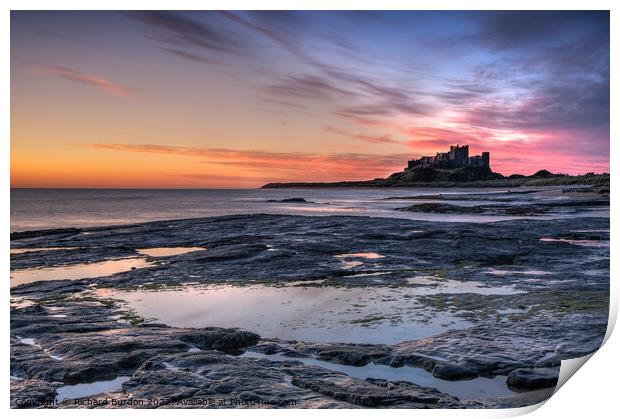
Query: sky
xmin=11 ymin=11 xmax=610 ymax=188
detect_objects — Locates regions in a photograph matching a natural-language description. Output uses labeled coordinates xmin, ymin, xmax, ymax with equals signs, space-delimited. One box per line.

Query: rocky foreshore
xmin=11 ymin=212 xmax=609 ymax=409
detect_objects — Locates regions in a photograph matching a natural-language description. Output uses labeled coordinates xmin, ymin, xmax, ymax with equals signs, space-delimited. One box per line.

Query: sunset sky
xmin=11 ymin=11 xmax=609 ymax=188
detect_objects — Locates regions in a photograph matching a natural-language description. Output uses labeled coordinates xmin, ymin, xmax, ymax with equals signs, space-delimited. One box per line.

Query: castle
xmin=406 ymin=144 xmax=490 ymax=170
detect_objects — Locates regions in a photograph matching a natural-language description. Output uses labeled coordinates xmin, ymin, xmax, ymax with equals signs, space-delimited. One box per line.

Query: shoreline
xmin=261 ymin=177 xmax=610 ymax=189
xmin=10 ymin=186 xmax=611 ymax=235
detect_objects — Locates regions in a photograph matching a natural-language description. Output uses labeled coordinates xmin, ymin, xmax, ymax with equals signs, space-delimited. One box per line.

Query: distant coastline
xmin=262 ymin=170 xmax=610 ymax=189
xmin=263 ymin=144 xmax=609 ymax=189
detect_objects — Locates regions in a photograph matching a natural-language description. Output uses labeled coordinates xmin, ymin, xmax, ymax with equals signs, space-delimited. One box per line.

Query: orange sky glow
xmin=11 ymin=11 xmax=609 ymax=188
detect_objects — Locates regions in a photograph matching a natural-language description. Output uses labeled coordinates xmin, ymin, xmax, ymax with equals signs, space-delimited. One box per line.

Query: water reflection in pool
xmin=407 ymin=276 xmax=524 ymax=295
xmin=10 ymin=258 xmax=154 ymax=287
xmin=102 ymin=284 xmax=472 ymax=345
xmin=55 ymin=376 xmax=131 ymax=401
xmin=240 ymin=351 xmax=514 ymax=400
xmin=335 ymin=252 xmax=385 ymax=270
xmin=10 ymin=247 xmax=79 ymax=255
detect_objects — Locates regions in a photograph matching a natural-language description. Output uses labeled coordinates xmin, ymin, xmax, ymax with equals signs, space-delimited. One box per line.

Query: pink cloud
xmin=88 ymin=143 xmax=411 ymax=183
xmin=323 ymin=125 xmax=400 ymax=145
xmin=34 ymin=65 xmax=137 ymax=98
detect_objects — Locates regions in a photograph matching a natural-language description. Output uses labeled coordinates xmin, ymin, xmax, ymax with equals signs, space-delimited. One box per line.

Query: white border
xmin=4 ymin=1 xmax=617 ymax=418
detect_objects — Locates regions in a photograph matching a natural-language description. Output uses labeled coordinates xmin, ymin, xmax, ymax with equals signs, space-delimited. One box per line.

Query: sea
xmin=10 ymin=187 xmax=609 ymax=232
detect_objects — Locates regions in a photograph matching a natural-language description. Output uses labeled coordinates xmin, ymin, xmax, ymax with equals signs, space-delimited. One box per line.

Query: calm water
xmin=10 ymin=258 xmax=154 ymax=288
xmin=240 ymin=351 xmax=513 ymax=400
xmin=100 ymin=283 xmax=476 ymax=344
xmin=10 ymin=187 xmax=608 ymax=232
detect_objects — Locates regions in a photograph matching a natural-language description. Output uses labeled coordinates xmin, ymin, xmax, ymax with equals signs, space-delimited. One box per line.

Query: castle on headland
xmin=406 ymin=144 xmax=490 ymax=170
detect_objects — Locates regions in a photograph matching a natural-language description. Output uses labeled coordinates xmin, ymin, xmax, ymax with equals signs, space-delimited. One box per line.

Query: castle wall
xmin=407 ymin=145 xmax=489 ymax=170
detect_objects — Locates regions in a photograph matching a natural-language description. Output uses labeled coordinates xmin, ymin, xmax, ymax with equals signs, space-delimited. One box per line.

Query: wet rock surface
xmin=10 ymin=213 xmax=609 ymax=408
xmin=265 ymin=197 xmax=312 ymax=203
xmin=10 ymin=214 xmax=609 ymax=287
xmin=10 ymin=295 xmax=461 ymax=409
xmin=396 ymin=199 xmax=609 ymax=216
xmin=245 ymin=310 xmax=603 ymax=381
xmin=506 ymin=368 xmax=560 ymax=390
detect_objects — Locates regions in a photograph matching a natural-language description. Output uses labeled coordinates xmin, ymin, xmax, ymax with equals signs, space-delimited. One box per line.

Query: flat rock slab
xmin=506 ymin=368 xmax=559 ymax=390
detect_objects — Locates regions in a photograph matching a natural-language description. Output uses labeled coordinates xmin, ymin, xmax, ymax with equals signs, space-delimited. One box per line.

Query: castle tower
xmin=462 ymin=145 xmax=469 ymax=160
xmin=449 ymin=144 xmax=469 ymax=161
xmin=481 ymin=152 xmax=490 ymax=168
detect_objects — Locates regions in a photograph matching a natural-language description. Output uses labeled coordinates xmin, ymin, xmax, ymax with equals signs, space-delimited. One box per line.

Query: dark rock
xmin=396 ymin=203 xmax=550 ymax=216
xmin=397 ymin=203 xmax=484 ymax=214
xmin=10 ymin=378 xmax=58 ymax=408
xmin=432 ymin=364 xmax=479 ymax=380
xmin=11 ymin=228 xmax=82 ymax=241
xmin=481 ymin=253 xmax=518 ymax=266
xmin=266 ymin=197 xmax=310 ymax=203
xmin=506 ymin=368 xmax=559 ymax=389
xmin=212 ymin=330 xmax=260 ymax=352
xmin=290 ymin=374 xmax=460 ymax=408
xmin=331 ymin=352 xmax=370 ymax=366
